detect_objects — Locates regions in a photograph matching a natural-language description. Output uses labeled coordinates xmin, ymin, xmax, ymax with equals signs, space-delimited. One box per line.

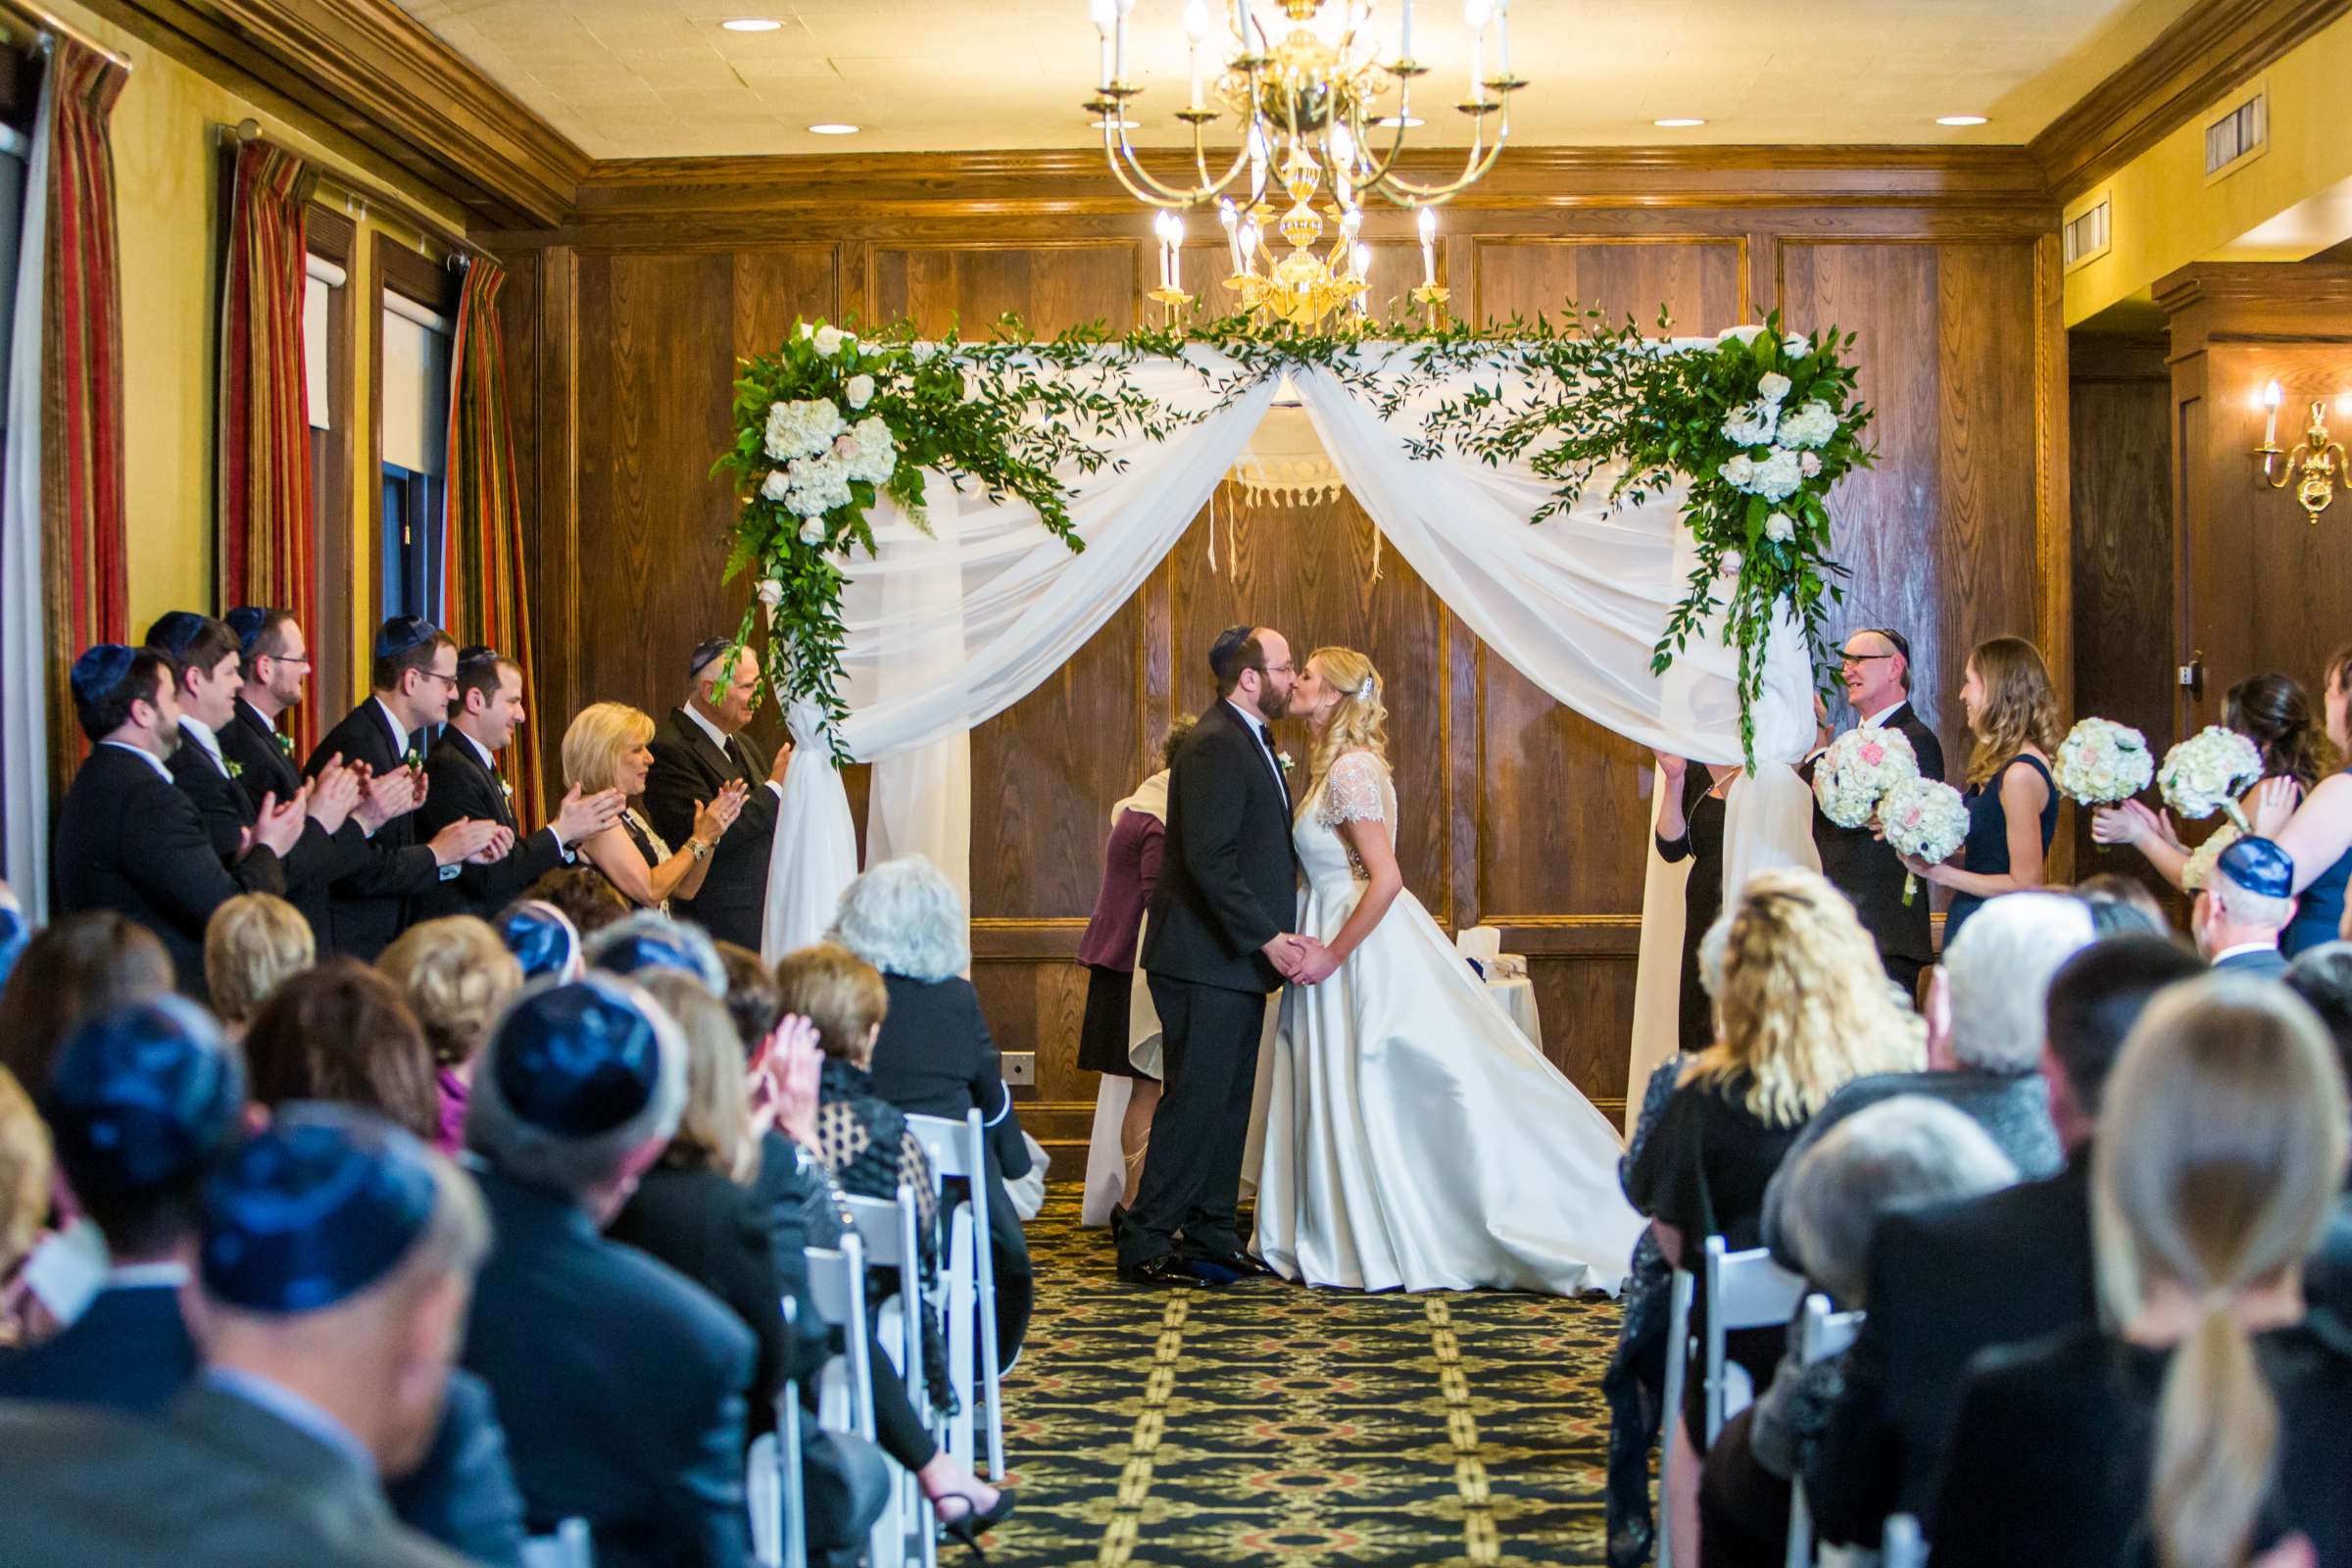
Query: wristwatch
xmin=688 ymin=837 xmax=711 ymax=861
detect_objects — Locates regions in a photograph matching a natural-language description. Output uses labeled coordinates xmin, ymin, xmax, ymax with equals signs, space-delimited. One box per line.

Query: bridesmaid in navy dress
xmin=2253 ymin=642 xmax=2352 ymax=949
xmin=1898 ymin=637 xmax=2060 ymax=941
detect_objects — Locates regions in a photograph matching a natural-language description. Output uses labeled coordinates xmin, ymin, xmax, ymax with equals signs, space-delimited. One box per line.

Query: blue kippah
xmin=2218 ymin=835 xmax=2296 ymax=901
xmin=499 ymin=902 xmax=580 ymax=982
xmin=144 ymin=611 xmax=208 ymax=663
xmin=70 ymin=644 xmax=138 ymax=706
xmin=201 ymin=1106 xmax=438 ymax=1314
xmin=46 ymin=998 xmax=245 ymax=1196
xmin=374 ymin=614 xmax=439 ymax=662
xmin=491 ymin=978 xmax=663 ymax=1138
xmin=0 ymin=902 xmax=26 ymax=993
xmin=593 ymin=931 xmax=702 ymax=983
xmin=223 ymin=607 xmax=273 ymax=658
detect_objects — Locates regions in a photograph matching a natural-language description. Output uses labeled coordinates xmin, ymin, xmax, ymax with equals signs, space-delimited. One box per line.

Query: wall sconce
xmin=2257 ymin=380 xmax=2349 ymax=523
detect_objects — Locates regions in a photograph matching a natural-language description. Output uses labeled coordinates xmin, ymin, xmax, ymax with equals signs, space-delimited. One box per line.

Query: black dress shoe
xmin=1185 ymin=1248 xmax=1281 ymax=1279
xmin=1118 ymin=1252 xmax=1217 ymax=1288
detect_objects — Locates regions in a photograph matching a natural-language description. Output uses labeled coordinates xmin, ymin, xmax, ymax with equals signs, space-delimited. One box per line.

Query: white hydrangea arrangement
xmin=2158 ymin=725 xmax=2264 ymax=829
xmin=1812 ymin=725 xmax=1920 ymax=828
xmin=1881 ymin=776 xmax=1969 ymax=906
xmin=2051 ymin=717 xmax=2154 ymax=806
xmin=2181 ymin=823 xmax=2241 ymax=893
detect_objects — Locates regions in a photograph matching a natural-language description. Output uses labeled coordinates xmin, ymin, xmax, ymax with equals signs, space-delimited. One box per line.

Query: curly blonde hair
xmin=1686 ymin=868 xmax=1924 ymax=1125
xmin=1306 ymin=646 xmax=1390 ymax=782
xmin=379 ymin=916 xmax=525 ymax=1069
xmin=1964 ymin=636 xmax=2062 ymax=787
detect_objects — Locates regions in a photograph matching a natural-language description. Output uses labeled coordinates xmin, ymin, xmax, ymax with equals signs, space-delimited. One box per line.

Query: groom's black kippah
xmin=687 ymin=638 xmax=732 ymax=677
xmin=374 ymin=614 xmax=439 ymax=662
xmin=143 ymin=611 xmax=209 ymax=663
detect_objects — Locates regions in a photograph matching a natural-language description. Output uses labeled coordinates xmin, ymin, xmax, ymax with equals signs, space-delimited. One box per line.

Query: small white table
xmin=1486 ymin=973 xmax=1543 ymax=1047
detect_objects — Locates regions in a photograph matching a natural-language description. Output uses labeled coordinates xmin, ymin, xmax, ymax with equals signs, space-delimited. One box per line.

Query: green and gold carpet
xmin=982 ymin=1190 xmax=1623 ymax=1566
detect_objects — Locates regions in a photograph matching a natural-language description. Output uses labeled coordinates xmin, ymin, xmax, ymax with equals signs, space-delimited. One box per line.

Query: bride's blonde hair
xmin=1307 ymin=646 xmax=1390 ymax=780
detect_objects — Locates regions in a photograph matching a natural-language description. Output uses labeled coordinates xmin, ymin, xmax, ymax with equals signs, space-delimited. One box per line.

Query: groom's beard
xmin=1259 ymin=685 xmax=1292 ymax=719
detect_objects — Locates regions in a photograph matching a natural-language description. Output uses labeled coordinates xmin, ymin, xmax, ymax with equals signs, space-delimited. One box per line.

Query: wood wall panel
xmin=1472 ymin=237 xmax=1746 ymax=331
xmin=870 ymin=243 xmax=1139 ymax=337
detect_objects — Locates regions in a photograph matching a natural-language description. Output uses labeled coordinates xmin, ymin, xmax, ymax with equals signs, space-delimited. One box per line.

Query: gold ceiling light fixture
xmin=1084 ymin=0 xmax=1526 ymax=330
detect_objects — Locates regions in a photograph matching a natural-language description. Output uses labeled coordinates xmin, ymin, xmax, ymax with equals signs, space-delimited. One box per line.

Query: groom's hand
xmin=1263 ymin=932 xmax=1308 ymax=980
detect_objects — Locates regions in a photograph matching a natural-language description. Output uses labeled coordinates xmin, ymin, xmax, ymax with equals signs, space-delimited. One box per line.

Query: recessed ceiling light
xmin=1653 ymin=118 xmax=1706 ymax=128
xmin=1092 ymin=117 xmax=1141 ymax=129
xmin=1936 ymin=114 xmax=1988 ymax=126
xmin=721 ymin=18 xmax=782 ymax=30
xmin=808 ymin=122 xmax=860 ymax=134
xmin=1373 ymin=114 xmax=1426 ymax=127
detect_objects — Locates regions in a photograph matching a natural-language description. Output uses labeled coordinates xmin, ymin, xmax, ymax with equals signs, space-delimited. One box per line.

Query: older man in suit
xmin=1809 ymin=627 xmax=1945 ymax=996
xmin=644 ymin=638 xmax=792 ymax=950
xmin=2195 ymin=835 xmax=2296 ymax=978
xmin=0 ymin=1105 xmax=488 ymax=1567
xmin=51 ymin=646 xmax=303 ymax=996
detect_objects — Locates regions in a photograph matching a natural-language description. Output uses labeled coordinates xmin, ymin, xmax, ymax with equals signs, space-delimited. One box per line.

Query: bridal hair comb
xmin=1356 ymin=676 xmax=1377 ymax=701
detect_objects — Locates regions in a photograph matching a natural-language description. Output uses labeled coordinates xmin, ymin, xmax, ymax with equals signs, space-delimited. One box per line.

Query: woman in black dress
xmin=1934 ymin=977 xmax=2352 ymax=1568
xmin=1653 ymin=752 xmax=1740 ymax=1054
xmin=559 ymin=701 xmax=746 ymax=916
xmin=1899 ymin=637 xmax=2058 ymax=942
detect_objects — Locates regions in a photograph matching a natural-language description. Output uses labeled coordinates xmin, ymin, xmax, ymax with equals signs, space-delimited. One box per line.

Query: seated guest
xmin=0 ymin=911 xmax=172 ymax=1093
xmin=203 ymin=892 xmax=315 ymax=1043
xmin=644 ymin=640 xmax=792 ymax=949
xmin=52 ymin=645 xmax=301 ymax=997
xmin=774 ymin=941 xmax=1014 ymax=1544
xmin=0 ymin=1106 xmax=494 ymax=1566
xmin=1812 ymin=932 xmax=2210 ymax=1544
xmin=562 ymin=702 xmax=746 ymax=917
xmin=521 ymin=865 xmax=631 ymax=939
xmin=242 ymin=959 xmax=441 ymax=1144
xmin=585 ymin=908 xmax=729 ymax=995
xmin=1898 ymin=635 xmax=2059 ymax=942
xmin=1934 ymin=978 xmax=2352 ymax=1567
xmin=1808 ymin=627 xmax=1945 ymax=995
xmin=378 ymin=918 xmax=524 ymax=1155
xmin=0 ymin=999 xmax=241 ymax=1408
xmin=496 ymin=899 xmax=583 ymax=981
xmin=1700 ymin=1098 xmax=2017 ymax=1568
xmin=2195 ymin=835 xmax=2296 ymax=976
xmin=2074 ymin=870 xmax=2171 ymax=936
xmin=307 ymin=617 xmax=508 ymax=961
xmin=833 ymin=857 xmax=1035 ymax=1364
xmin=0 ymin=1065 xmax=48 ymax=1345
xmin=603 ymin=972 xmax=890 ymax=1565
xmin=1760 ymin=892 xmax=2085 ymax=1258
xmin=1624 ymin=869 xmax=1923 ymax=1562
xmin=461 ymin=976 xmax=755 ymax=1568
xmin=416 ymin=646 xmax=623 ymax=922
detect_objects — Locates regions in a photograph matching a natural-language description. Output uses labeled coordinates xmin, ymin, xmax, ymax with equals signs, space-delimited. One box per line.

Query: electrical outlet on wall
xmin=1002 ymin=1052 xmax=1036 ymax=1087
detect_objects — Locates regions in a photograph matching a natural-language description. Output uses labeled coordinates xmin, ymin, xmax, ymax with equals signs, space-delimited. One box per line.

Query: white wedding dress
xmin=1252 ymin=750 xmax=1643 ymax=1295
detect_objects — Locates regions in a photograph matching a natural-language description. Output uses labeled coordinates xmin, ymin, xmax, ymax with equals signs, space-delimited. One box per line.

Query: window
xmin=2062 ymin=196 xmax=2111 ymax=271
xmin=2204 ymin=85 xmax=2268 ymax=180
xmin=378 ymin=290 xmax=452 ymax=623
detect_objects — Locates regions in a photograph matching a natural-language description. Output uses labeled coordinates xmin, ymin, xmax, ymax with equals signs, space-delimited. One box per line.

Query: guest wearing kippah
xmin=643 ymin=638 xmax=793 ymax=950
xmin=0 ymin=1105 xmax=492 ymax=1566
xmin=51 ymin=645 xmax=303 ymax=998
xmin=493 ymin=898 xmax=583 ymax=982
xmin=307 ymin=616 xmax=511 ymax=961
xmin=461 ymin=976 xmax=758 ymax=1568
xmin=2195 ymin=835 xmax=2296 ymax=978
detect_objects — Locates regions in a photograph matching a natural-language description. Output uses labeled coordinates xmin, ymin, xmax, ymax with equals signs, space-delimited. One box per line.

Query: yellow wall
xmin=2065 ymin=9 xmax=2352 ymax=324
xmin=45 ymin=0 xmax=465 ymax=683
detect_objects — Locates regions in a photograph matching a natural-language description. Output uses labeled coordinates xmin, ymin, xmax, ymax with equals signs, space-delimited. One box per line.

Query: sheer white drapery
xmin=0 ymin=74 xmax=53 ymax=915
xmin=759 ymin=342 xmax=1821 ymax=1091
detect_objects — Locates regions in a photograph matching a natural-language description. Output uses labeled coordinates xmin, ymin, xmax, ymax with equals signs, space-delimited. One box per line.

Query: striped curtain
xmin=39 ymin=39 xmax=128 ymax=799
xmin=442 ymin=256 xmax=542 ymax=826
xmin=217 ymin=140 xmax=317 ymax=755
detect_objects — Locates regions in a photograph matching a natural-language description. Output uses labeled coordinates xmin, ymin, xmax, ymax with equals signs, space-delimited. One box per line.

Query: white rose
xmin=760 ymin=469 xmax=791 ymax=501
xmin=756 ymin=576 xmax=784 ymax=607
xmin=812 ymin=324 xmax=848 ymax=357
xmin=1784 ymin=333 xmax=1809 ymax=358
xmin=1757 ymin=371 xmax=1792 ymax=405
xmin=799 ymin=518 xmax=827 ymax=546
xmin=1720 ymin=453 xmax=1758 ymax=490
xmin=1716 ymin=325 xmax=1766 ymax=345
xmin=799 ymin=323 xmax=814 ymax=340
xmin=1799 ymin=451 xmax=1823 ymax=478
xmin=846 ymin=373 xmax=875 ymax=410
xmin=1764 ymin=511 xmax=1794 ymax=543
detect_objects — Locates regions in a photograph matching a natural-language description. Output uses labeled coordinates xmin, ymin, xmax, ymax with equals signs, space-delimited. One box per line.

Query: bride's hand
xmin=1290 ymin=938 xmax=1340 ymax=986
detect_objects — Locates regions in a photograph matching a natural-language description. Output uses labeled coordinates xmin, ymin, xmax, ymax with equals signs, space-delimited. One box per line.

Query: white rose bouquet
xmin=2158 ymin=725 xmax=2264 ymax=829
xmin=1881 ymin=776 xmax=1969 ymax=906
xmin=2051 ymin=717 xmax=2154 ymax=806
xmin=1812 ymin=725 xmax=1920 ymax=828
xmin=2181 ymin=823 xmax=2241 ymax=893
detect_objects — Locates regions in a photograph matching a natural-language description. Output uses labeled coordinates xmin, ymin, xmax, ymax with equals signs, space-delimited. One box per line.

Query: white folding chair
xmin=751 ymin=1300 xmax=809 ymax=1568
xmin=842 ymin=1187 xmax=936 ymax=1568
xmin=1784 ymin=1295 xmax=1866 ymax=1568
xmin=803 ymin=1240 xmax=874 ymax=1443
xmin=1657 ymin=1267 xmax=1695 ymax=1568
xmin=906 ymin=1107 xmax=1008 ymax=1482
xmin=1702 ymin=1236 xmax=1807 ymax=1446
xmin=518 ymin=1518 xmax=593 ymax=1568
xmin=1882 ymin=1513 xmax=1929 ymax=1568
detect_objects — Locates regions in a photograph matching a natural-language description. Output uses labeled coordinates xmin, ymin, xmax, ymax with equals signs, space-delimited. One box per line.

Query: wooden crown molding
xmin=2154 ymin=261 xmax=2352 ymax=352
xmin=2030 ymin=0 xmax=2352 ymax=203
xmin=103 ymin=0 xmax=588 ymax=228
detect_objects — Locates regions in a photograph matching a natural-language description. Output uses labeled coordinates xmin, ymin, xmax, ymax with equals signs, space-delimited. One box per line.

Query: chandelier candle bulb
xmin=2265 ymin=380 xmax=2282 ymax=449
xmin=1495 ymin=0 xmax=1509 ymax=77
xmin=1465 ymin=0 xmax=1488 ymax=92
xmin=1398 ymin=0 xmax=1412 ymax=60
xmin=1418 ymin=207 xmax=1437 ymax=285
xmin=1091 ymin=0 xmax=1114 ymax=88
xmin=1184 ymin=0 xmax=1207 ymax=109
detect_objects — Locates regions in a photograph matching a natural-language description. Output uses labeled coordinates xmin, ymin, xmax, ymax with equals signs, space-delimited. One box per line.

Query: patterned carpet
xmin=982 ymin=1189 xmax=1624 ymax=1567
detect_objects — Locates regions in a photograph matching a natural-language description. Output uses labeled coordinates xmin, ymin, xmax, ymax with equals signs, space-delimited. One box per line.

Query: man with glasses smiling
xmin=1809 ymin=627 xmax=1946 ymax=997
xmin=302 ymin=615 xmax=509 ymax=960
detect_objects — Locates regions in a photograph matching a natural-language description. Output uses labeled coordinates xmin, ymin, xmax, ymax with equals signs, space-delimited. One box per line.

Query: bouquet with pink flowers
xmin=1812 ymin=725 xmax=1921 ymax=829
xmin=1882 ymin=776 xmax=1969 ymax=906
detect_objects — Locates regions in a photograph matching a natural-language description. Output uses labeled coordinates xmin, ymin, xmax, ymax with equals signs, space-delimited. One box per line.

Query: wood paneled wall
xmin=489 ymin=153 xmax=2063 ymax=1140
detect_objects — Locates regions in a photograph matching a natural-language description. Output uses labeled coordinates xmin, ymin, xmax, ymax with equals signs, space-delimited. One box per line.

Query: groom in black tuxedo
xmin=1117 ymin=625 xmax=1319 ymax=1287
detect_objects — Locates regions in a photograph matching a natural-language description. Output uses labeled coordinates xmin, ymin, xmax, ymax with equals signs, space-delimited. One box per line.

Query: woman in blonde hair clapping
xmin=1932 ymin=977 xmax=2352 ymax=1567
xmin=1252 ymin=646 xmax=1644 ymax=1298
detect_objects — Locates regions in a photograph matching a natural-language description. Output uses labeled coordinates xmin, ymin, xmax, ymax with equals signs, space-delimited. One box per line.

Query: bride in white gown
xmin=1252 ymin=646 xmax=1644 ymax=1295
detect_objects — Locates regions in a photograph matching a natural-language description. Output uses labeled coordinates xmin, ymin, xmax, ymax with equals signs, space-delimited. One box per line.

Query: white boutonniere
xmin=225 ymin=760 xmax=243 ymax=780
xmin=404 ymin=749 xmax=423 ymax=770
xmin=499 ymin=777 xmax=515 ymax=801
xmin=1277 ymin=750 xmax=1296 ymax=774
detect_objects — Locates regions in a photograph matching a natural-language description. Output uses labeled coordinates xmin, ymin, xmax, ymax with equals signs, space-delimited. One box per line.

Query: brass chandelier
xmin=1085 ymin=0 xmax=1526 ymax=329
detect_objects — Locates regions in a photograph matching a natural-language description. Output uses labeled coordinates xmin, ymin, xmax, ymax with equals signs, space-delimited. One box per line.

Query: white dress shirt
xmin=683 ymin=704 xmax=785 ymax=803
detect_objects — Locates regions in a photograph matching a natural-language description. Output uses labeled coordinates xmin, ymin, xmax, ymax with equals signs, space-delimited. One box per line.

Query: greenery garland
xmin=714 ymin=308 xmax=1871 ymax=767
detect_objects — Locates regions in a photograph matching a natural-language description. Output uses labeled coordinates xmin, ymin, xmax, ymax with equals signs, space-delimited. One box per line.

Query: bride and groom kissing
xmin=1115 ymin=624 xmax=1643 ymax=1297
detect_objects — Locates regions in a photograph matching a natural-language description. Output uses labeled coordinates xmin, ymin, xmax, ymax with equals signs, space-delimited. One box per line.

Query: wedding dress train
xmin=1252 ymin=751 xmax=1643 ymax=1295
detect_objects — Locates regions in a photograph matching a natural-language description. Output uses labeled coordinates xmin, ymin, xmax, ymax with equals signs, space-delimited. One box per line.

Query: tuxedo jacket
xmin=642 ymin=707 xmax=779 ymax=950
xmin=2216 ymin=945 xmax=2291 ymax=978
xmin=304 ymin=701 xmax=445 ymax=960
xmin=51 ymin=745 xmax=285 ymax=996
xmin=1807 ymin=700 xmax=1945 ymax=966
xmin=173 ymin=718 xmax=368 ymax=947
xmin=1140 ymin=700 xmax=1298 ymax=995
xmin=414 ymin=731 xmax=566 ymax=921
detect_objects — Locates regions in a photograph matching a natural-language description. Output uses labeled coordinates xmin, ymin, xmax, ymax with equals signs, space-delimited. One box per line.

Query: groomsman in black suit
xmin=643 ymin=638 xmax=792 ymax=949
xmin=305 ymin=617 xmax=507 ymax=960
xmin=416 ymin=645 xmax=625 ymax=921
xmin=50 ymin=646 xmax=303 ymax=995
xmin=1809 ymin=627 xmax=1945 ymax=996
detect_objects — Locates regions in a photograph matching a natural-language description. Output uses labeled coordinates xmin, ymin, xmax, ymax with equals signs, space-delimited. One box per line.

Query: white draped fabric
xmin=0 ymin=79 xmax=52 ymax=917
xmin=760 ymin=341 xmax=1821 ymax=1093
